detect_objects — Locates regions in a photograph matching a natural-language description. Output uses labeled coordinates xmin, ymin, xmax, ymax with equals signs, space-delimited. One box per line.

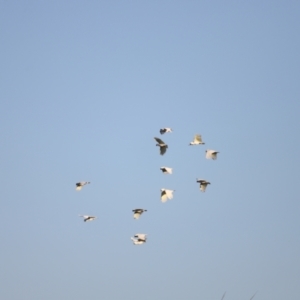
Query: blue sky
xmin=1 ymin=1 xmax=299 ymax=299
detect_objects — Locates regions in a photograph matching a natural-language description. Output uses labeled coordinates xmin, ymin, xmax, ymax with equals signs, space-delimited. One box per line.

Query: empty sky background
xmin=1 ymin=1 xmax=299 ymax=299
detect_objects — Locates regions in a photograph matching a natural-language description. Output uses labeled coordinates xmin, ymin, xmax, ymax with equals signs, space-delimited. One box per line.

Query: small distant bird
xmin=79 ymin=215 xmax=97 ymax=222
xmin=131 ymin=233 xmax=147 ymax=245
xmin=249 ymin=292 xmax=257 ymax=300
xmin=196 ymin=179 xmax=211 ymax=192
xmin=189 ymin=134 xmax=205 ymax=145
xmin=132 ymin=209 xmax=147 ymax=219
xmin=160 ymin=127 xmax=172 ymax=134
xmin=221 ymin=292 xmax=226 ymax=300
xmin=160 ymin=188 xmax=174 ymax=202
xmin=75 ymin=181 xmax=90 ymax=191
xmin=160 ymin=167 xmax=172 ymax=174
xmin=154 ymin=137 xmax=168 ymax=155
xmin=205 ymin=149 xmax=219 ymax=160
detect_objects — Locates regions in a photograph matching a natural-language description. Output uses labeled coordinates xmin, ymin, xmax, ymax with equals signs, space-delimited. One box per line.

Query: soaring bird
xmin=154 ymin=137 xmax=168 ymax=155
xmin=160 ymin=189 xmax=174 ymax=202
xmin=160 ymin=127 xmax=172 ymax=134
xmin=75 ymin=181 xmax=90 ymax=191
xmin=196 ymin=179 xmax=211 ymax=192
xmin=189 ymin=134 xmax=205 ymax=145
xmin=132 ymin=209 xmax=147 ymax=219
xmin=131 ymin=233 xmax=147 ymax=245
xmin=160 ymin=167 xmax=172 ymax=174
xmin=79 ymin=215 xmax=97 ymax=222
xmin=205 ymin=149 xmax=219 ymax=160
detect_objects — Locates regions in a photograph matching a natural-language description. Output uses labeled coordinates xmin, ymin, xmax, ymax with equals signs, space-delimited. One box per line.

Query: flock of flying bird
xmin=75 ymin=127 xmax=219 ymax=245
xmin=75 ymin=128 xmax=256 ymax=299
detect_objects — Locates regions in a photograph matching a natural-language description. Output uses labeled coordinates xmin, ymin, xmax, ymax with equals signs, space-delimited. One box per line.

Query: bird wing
xmin=154 ymin=137 xmax=165 ymax=144
xmin=166 ymin=189 xmax=174 ymax=199
xmin=160 ymin=128 xmax=166 ymax=134
xmin=76 ymin=186 xmax=83 ymax=191
xmin=211 ymin=152 xmax=218 ymax=160
xmin=195 ymin=134 xmax=203 ymax=143
xmin=165 ymin=167 xmax=172 ymax=174
xmin=200 ymin=183 xmax=207 ymax=192
xmin=160 ymin=145 xmax=167 ymax=155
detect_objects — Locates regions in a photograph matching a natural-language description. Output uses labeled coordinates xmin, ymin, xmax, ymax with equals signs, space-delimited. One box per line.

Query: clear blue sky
xmin=1 ymin=1 xmax=299 ymax=299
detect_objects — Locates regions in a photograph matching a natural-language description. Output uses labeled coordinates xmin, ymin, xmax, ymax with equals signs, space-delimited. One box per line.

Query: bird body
xmin=132 ymin=209 xmax=147 ymax=219
xmin=79 ymin=215 xmax=96 ymax=222
xmin=206 ymin=149 xmax=219 ymax=160
xmin=160 ymin=189 xmax=174 ymax=202
xmin=189 ymin=134 xmax=205 ymax=145
xmin=154 ymin=137 xmax=168 ymax=155
xmin=75 ymin=181 xmax=90 ymax=191
xmin=196 ymin=179 xmax=211 ymax=192
xmin=160 ymin=127 xmax=172 ymax=134
xmin=160 ymin=167 xmax=172 ymax=174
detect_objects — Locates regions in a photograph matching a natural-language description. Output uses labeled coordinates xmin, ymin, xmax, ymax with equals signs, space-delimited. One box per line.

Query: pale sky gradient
xmin=1 ymin=1 xmax=299 ymax=299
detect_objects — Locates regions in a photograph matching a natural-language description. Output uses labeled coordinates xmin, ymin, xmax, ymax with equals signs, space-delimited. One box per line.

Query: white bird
xmin=132 ymin=209 xmax=147 ymax=219
xmin=131 ymin=233 xmax=147 ymax=245
xmin=189 ymin=134 xmax=205 ymax=145
xmin=160 ymin=166 xmax=172 ymax=174
xmin=205 ymin=149 xmax=219 ymax=160
xmin=196 ymin=179 xmax=211 ymax=192
xmin=160 ymin=189 xmax=174 ymax=202
xmin=154 ymin=137 xmax=168 ymax=155
xmin=160 ymin=127 xmax=172 ymax=134
xmin=79 ymin=215 xmax=97 ymax=222
xmin=75 ymin=181 xmax=90 ymax=191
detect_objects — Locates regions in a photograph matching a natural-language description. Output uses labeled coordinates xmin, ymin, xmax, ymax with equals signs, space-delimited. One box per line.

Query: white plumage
xmin=160 ymin=166 xmax=172 ymax=174
xmin=160 ymin=127 xmax=172 ymax=134
xmin=189 ymin=134 xmax=205 ymax=145
xmin=79 ymin=215 xmax=97 ymax=222
xmin=132 ymin=209 xmax=147 ymax=219
xmin=160 ymin=189 xmax=174 ymax=202
xmin=131 ymin=233 xmax=147 ymax=245
xmin=196 ymin=179 xmax=211 ymax=192
xmin=205 ymin=149 xmax=219 ymax=160
xmin=154 ymin=137 xmax=168 ymax=155
xmin=75 ymin=181 xmax=90 ymax=191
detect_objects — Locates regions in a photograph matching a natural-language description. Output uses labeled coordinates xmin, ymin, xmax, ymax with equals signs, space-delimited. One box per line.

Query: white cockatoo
xmin=131 ymin=233 xmax=147 ymax=245
xmin=160 ymin=127 xmax=172 ymax=134
xmin=196 ymin=179 xmax=211 ymax=192
xmin=189 ymin=134 xmax=205 ymax=145
xmin=79 ymin=215 xmax=97 ymax=222
xmin=160 ymin=167 xmax=172 ymax=174
xmin=160 ymin=189 xmax=174 ymax=202
xmin=75 ymin=181 xmax=90 ymax=191
xmin=205 ymin=149 xmax=219 ymax=160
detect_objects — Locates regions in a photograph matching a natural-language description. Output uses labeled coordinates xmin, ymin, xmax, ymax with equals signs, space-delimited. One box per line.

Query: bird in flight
xmin=196 ymin=179 xmax=211 ymax=192
xmin=160 ymin=189 xmax=174 ymax=202
xmin=189 ymin=134 xmax=205 ymax=145
xmin=75 ymin=181 xmax=90 ymax=191
xmin=160 ymin=166 xmax=172 ymax=174
xmin=205 ymin=149 xmax=219 ymax=160
xmin=79 ymin=215 xmax=97 ymax=222
xmin=160 ymin=127 xmax=172 ymax=134
xmin=154 ymin=137 xmax=168 ymax=155
xmin=131 ymin=233 xmax=147 ymax=245
xmin=132 ymin=209 xmax=147 ymax=219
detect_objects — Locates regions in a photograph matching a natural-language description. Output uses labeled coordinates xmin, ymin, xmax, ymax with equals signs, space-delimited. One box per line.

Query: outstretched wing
xmin=154 ymin=137 xmax=165 ymax=144
xmin=160 ymin=128 xmax=166 ymax=134
xmin=160 ymin=145 xmax=168 ymax=155
xmin=195 ymin=134 xmax=203 ymax=143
